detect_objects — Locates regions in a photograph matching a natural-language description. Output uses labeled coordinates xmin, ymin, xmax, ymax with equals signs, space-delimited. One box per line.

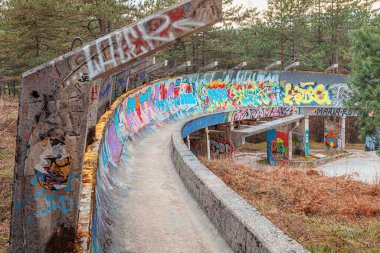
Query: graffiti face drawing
xmin=34 ymin=138 xmax=72 ymax=191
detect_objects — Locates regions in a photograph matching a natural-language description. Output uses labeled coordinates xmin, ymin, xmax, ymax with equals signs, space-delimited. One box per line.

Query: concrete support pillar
xmin=304 ymin=116 xmax=310 ymax=156
xmin=227 ymin=121 xmax=234 ymax=140
xmin=186 ymin=135 xmax=191 ymax=150
xmin=340 ymin=116 xmax=346 ymax=151
xmin=288 ymin=121 xmax=299 ymax=161
xmin=323 ymin=118 xmax=328 ymax=151
xmin=205 ymin=127 xmax=210 ymax=159
xmin=288 ymin=130 xmax=293 ymax=161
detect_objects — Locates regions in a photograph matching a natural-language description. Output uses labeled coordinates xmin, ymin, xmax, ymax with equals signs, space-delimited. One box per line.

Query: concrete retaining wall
xmin=171 ymin=119 xmax=308 ymax=252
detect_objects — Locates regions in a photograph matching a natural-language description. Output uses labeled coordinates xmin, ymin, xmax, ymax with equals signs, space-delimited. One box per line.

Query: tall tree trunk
xmin=317 ymin=0 xmax=322 ymax=43
xmin=98 ymin=18 xmax=107 ymax=35
xmin=202 ymin=32 xmax=206 ymax=66
xmin=0 ymin=75 xmax=3 ymax=98
xmin=35 ymin=35 xmax=40 ymax=57
xmin=192 ymin=36 xmax=196 ymax=72
xmin=281 ymin=35 xmax=285 ymax=70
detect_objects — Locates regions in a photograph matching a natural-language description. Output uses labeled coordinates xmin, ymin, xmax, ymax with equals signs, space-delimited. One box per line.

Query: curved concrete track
xmin=112 ymin=122 xmax=232 ymax=253
xmin=87 ymin=70 xmax=349 ymax=252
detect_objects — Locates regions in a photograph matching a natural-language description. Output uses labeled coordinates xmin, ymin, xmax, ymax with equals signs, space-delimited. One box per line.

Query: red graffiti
xmin=91 ymin=85 xmax=99 ymax=100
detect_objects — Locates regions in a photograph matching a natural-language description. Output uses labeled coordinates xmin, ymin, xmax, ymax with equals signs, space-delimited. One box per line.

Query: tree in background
xmin=347 ymin=15 xmax=380 ymax=146
xmin=0 ymin=0 xmax=378 ymax=90
xmin=153 ymin=0 xmax=257 ymax=75
xmin=0 ymin=0 xmax=146 ymax=88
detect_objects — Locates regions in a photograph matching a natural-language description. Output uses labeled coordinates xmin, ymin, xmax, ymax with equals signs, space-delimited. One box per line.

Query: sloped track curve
xmin=87 ymin=70 xmax=347 ymax=252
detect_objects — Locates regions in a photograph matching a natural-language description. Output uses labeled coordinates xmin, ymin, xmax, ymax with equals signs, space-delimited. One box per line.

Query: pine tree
xmin=347 ymin=15 xmax=380 ymax=145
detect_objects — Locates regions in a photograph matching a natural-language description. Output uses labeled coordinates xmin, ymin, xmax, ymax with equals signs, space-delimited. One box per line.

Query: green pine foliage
xmin=347 ymin=16 xmax=380 ymax=140
xmin=0 ymin=0 xmax=378 ymax=90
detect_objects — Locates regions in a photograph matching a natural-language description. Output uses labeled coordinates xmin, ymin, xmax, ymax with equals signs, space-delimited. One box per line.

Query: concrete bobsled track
xmin=88 ymin=70 xmax=349 ymax=252
xmin=9 ymin=0 xmax=357 ymax=252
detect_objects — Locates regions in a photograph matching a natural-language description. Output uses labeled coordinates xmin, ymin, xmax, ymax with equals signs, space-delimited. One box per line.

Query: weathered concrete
xmin=232 ymin=115 xmax=304 ymax=148
xmin=11 ymin=0 xmax=222 ymax=252
xmin=171 ymin=119 xmax=309 ymax=253
xmin=233 ymin=115 xmax=304 ymax=136
xmin=114 ymin=122 xmax=232 ymax=252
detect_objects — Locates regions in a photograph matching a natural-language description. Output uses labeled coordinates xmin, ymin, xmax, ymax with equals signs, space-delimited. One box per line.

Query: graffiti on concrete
xmin=14 ymin=172 xmax=75 ymax=223
xmin=12 ymin=1 xmax=224 ymax=251
xmin=83 ymin=2 xmax=220 ymax=79
xmin=283 ymin=82 xmax=332 ymax=106
xmin=324 ymin=119 xmax=342 ymax=151
xmin=329 ymin=83 xmax=350 ymax=107
xmin=90 ymin=70 xmax=349 ymax=251
xmin=312 ymin=107 xmax=355 ymax=116
xmin=365 ymin=134 xmax=379 ymax=151
xmin=324 ymin=130 xmax=341 ymax=150
xmin=232 ymin=107 xmax=297 ymax=121
xmin=14 ymin=137 xmax=76 ymax=222
xmin=266 ymin=129 xmax=289 ymax=165
xmin=305 ymin=130 xmax=310 ymax=155
xmin=32 ymin=138 xmax=72 ymax=191
xmin=210 ymin=137 xmax=234 ymax=158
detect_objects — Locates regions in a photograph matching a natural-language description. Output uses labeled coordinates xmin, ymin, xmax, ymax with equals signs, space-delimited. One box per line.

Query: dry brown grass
xmin=0 ymin=97 xmax=18 ymax=253
xmin=200 ymin=157 xmax=380 ymax=252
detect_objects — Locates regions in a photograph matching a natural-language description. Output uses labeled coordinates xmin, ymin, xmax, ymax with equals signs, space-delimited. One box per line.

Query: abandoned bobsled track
xmin=109 ymin=122 xmax=232 ymax=253
xmin=9 ymin=0 xmax=355 ymax=251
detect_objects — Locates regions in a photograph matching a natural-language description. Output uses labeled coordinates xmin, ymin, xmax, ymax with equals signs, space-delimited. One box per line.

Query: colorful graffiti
xmin=14 ymin=173 xmax=76 ymax=223
xmin=283 ymin=82 xmax=332 ymax=106
xmin=325 ymin=130 xmax=339 ymax=150
xmin=324 ymin=120 xmax=342 ymax=151
xmin=266 ymin=129 xmax=289 ymax=165
xmin=31 ymin=138 xmax=72 ymax=191
xmin=210 ymin=137 xmax=234 ymax=158
xmin=93 ymin=70 xmax=349 ymax=251
xmin=232 ymin=107 xmax=297 ymax=121
xmin=365 ymin=134 xmax=379 ymax=151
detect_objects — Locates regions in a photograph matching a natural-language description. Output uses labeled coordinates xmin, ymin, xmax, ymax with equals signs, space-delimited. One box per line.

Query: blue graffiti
xmin=100 ymin=83 xmax=111 ymax=98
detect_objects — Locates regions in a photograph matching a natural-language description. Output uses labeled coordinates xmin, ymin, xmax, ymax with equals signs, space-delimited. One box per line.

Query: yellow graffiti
xmin=283 ymin=83 xmax=331 ymax=105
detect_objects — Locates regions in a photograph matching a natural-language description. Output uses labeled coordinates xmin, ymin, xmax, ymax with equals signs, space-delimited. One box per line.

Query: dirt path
xmin=112 ymin=122 xmax=232 ymax=253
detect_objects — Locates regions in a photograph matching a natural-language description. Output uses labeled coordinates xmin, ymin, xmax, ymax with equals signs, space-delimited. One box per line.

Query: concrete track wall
xmin=11 ymin=1 xmax=222 ymax=251
xmin=171 ymin=117 xmax=308 ymax=253
xmin=89 ymin=70 xmax=348 ymax=251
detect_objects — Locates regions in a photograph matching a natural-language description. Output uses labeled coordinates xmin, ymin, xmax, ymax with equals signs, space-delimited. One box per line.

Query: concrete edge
xmin=76 ymin=84 xmax=150 ymax=252
xmin=290 ymin=152 xmax=351 ymax=167
xmin=170 ymin=120 xmax=309 ymax=253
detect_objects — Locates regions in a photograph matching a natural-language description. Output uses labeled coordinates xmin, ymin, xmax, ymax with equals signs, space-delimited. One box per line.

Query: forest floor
xmin=0 ymin=97 xmax=18 ymax=253
xmin=200 ymin=157 xmax=380 ymax=252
